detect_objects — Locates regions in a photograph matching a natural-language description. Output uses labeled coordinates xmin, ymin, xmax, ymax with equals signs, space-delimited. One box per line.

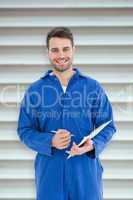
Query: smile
xmin=56 ymin=59 xmax=69 ymax=65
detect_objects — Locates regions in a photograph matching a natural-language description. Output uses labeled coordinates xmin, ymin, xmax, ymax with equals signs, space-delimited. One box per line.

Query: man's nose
xmin=58 ymin=51 xmax=65 ymax=58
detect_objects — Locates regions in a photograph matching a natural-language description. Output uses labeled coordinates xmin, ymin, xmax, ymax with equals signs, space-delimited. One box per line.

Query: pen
xmin=50 ymin=130 xmax=75 ymax=137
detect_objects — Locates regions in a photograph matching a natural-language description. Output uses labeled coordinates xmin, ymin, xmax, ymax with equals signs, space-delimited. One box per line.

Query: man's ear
xmin=45 ymin=48 xmax=50 ymax=58
xmin=73 ymin=46 xmax=76 ymax=52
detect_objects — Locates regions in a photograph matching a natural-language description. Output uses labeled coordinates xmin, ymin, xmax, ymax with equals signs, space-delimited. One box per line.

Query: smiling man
xmin=48 ymin=37 xmax=74 ymax=71
xmin=17 ymin=27 xmax=116 ymax=200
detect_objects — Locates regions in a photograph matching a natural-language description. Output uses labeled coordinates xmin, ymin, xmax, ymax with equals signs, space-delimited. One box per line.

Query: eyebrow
xmin=50 ymin=46 xmax=70 ymax=50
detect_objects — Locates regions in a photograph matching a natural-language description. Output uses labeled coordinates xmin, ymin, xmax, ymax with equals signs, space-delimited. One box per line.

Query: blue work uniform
xmin=17 ymin=68 xmax=116 ymax=200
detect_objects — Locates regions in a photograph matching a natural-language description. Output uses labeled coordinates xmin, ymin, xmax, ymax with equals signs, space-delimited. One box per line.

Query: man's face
xmin=48 ymin=37 xmax=75 ymax=72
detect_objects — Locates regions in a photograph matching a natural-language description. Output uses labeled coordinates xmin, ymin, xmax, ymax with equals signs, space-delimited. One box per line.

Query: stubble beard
xmin=51 ymin=60 xmax=73 ymax=73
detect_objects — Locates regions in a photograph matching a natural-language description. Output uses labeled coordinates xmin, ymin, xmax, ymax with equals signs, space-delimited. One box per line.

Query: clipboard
xmin=66 ymin=120 xmax=112 ymax=159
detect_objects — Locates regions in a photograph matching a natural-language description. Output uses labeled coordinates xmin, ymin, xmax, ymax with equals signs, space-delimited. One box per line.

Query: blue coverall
xmin=17 ymin=68 xmax=116 ymax=200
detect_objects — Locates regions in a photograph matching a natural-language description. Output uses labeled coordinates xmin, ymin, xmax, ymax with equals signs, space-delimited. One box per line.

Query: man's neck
xmin=53 ymin=67 xmax=75 ymax=86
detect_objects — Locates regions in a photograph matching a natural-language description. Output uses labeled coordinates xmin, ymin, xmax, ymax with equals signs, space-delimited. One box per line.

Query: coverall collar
xmin=42 ymin=68 xmax=84 ymax=80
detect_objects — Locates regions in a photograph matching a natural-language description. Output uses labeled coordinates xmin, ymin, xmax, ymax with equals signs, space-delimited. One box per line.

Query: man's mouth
xmin=56 ymin=59 xmax=68 ymax=65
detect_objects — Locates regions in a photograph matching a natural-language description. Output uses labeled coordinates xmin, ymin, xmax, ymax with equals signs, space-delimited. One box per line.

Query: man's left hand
xmin=69 ymin=139 xmax=94 ymax=157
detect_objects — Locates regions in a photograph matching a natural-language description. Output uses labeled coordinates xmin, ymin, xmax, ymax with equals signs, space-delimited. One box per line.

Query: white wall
xmin=0 ymin=0 xmax=133 ymax=199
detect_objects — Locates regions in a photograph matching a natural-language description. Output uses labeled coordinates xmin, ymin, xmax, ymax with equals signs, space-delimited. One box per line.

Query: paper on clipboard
xmin=66 ymin=120 xmax=112 ymax=159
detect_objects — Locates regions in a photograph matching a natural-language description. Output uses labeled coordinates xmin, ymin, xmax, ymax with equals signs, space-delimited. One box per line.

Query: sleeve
xmin=88 ymin=81 xmax=116 ymax=158
xmin=17 ymin=87 xmax=54 ymax=156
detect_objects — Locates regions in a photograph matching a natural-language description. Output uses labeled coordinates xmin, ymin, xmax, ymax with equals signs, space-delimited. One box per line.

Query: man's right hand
xmin=51 ymin=129 xmax=71 ymax=149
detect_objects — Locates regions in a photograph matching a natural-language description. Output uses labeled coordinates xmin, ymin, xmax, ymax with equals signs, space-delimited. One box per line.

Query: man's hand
xmin=69 ymin=139 xmax=94 ymax=157
xmin=52 ymin=129 xmax=71 ymax=149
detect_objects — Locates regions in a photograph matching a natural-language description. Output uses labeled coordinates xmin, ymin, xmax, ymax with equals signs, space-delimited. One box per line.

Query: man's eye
xmin=51 ymin=49 xmax=58 ymax=53
xmin=63 ymin=48 xmax=70 ymax=52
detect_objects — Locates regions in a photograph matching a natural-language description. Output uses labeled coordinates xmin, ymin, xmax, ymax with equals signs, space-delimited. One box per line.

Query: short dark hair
xmin=46 ymin=27 xmax=74 ymax=49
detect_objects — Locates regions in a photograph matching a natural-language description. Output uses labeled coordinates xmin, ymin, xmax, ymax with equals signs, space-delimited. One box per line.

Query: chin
xmin=54 ymin=65 xmax=71 ymax=72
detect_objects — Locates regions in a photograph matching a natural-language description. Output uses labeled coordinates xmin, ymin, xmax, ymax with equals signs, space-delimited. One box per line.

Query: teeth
xmin=58 ymin=60 xmax=66 ymax=64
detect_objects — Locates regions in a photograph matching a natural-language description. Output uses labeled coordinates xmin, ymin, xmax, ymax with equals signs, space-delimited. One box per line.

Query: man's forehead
xmin=49 ymin=37 xmax=72 ymax=48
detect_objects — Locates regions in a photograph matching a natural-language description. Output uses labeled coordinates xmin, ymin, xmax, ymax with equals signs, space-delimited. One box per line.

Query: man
xmin=17 ymin=27 xmax=116 ymax=200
